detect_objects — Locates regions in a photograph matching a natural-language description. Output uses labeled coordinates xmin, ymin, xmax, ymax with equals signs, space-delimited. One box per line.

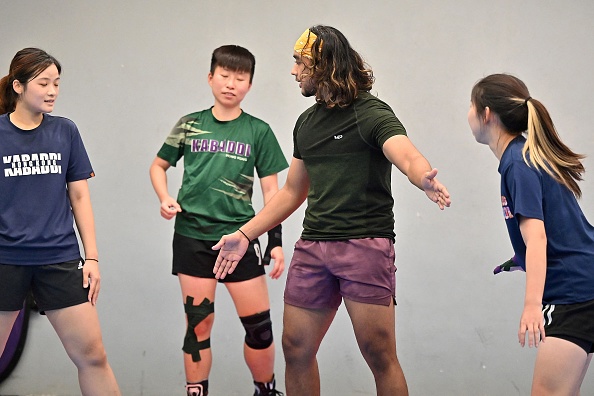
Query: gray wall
xmin=1 ymin=1 xmax=593 ymax=395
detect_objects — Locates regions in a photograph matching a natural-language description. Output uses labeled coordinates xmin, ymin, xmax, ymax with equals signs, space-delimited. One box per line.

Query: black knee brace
xmin=183 ymin=296 xmax=215 ymax=362
xmin=240 ymin=310 xmax=273 ymax=350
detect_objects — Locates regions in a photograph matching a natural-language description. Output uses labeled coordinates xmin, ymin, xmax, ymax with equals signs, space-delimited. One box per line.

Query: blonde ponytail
xmin=472 ymin=74 xmax=585 ymax=198
xmin=522 ymin=98 xmax=585 ymax=197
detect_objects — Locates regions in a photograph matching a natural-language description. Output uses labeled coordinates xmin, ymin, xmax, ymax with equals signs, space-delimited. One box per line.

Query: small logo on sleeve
xmin=501 ymin=196 xmax=514 ymax=219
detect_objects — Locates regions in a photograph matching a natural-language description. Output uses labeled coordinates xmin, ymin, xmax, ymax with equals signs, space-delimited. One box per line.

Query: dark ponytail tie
xmin=525 ymin=96 xmax=531 ymax=105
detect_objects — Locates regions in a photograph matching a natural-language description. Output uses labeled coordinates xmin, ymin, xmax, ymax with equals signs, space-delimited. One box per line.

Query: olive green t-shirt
xmin=158 ymin=109 xmax=288 ymax=240
xmin=293 ymin=92 xmax=406 ymax=240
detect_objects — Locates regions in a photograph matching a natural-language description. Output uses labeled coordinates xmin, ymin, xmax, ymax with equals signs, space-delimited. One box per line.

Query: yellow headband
xmin=294 ymin=29 xmax=319 ymax=58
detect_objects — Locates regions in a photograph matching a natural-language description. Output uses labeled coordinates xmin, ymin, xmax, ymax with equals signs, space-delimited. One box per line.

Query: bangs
xmin=217 ymin=53 xmax=252 ymax=74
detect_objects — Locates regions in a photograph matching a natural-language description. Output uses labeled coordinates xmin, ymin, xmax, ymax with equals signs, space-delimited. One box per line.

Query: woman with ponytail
xmin=468 ymin=73 xmax=594 ymax=395
xmin=0 ymin=48 xmax=120 ymax=395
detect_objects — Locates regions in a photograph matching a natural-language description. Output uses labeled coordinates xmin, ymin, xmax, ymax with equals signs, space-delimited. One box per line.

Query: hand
xmin=518 ymin=303 xmax=545 ymax=347
xmin=267 ymin=246 xmax=285 ymax=280
xmin=160 ymin=196 xmax=181 ymax=220
xmin=212 ymin=231 xmax=250 ymax=279
xmin=83 ymin=259 xmax=101 ymax=305
xmin=421 ymin=168 xmax=451 ymax=210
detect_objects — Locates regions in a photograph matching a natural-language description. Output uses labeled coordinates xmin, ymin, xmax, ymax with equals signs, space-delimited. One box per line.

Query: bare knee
xmin=532 ymin=375 xmax=580 ymax=396
xmin=369 ymin=351 xmax=399 ymax=376
xmin=71 ymin=338 xmax=109 ymax=369
xmin=359 ymin=336 xmax=399 ymax=374
xmin=282 ymin=330 xmax=316 ymax=365
xmin=281 ymin=330 xmax=300 ymax=360
xmin=531 ymin=379 xmax=561 ymax=396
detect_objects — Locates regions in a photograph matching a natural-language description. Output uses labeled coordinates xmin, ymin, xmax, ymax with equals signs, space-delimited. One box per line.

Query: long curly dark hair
xmin=305 ymin=25 xmax=374 ymax=108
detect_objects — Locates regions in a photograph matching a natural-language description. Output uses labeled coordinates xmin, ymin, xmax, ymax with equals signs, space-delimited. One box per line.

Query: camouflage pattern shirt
xmin=157 ymin=108 xmax=288 ymax=240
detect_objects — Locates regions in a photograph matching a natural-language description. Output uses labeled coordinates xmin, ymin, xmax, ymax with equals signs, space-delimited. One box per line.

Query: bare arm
xmin=68 ymin=179 xmax=100 ymax=304
xmin=242 ymin=157 xmax=309 ymax=238
xmin=382 ymin=135 xmax=451 ymax=209
xmin=212 ymin=157 xmax=309 ymax=279
xmin=149 ymin=156 xmax=181 ymax=219
xmin=260 ymin=173 xmax=280 ymax=204
xmin=259 ymin=173 xmax=285 ymax=279
xmin=517 ymin=217 xmax=547 ymax=347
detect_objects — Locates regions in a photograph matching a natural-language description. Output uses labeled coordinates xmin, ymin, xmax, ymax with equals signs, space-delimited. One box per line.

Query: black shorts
xmin=543 ymin=299 xmax=594 ymax=353
xmin=172 ymin=233 xmax=265 ymax=283
xmin=0 ymin=258 xmax=89 ymax=313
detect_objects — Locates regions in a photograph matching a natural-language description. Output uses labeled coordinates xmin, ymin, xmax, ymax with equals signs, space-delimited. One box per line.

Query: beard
xmin=300 ymin=78 xmax=316 ymax=97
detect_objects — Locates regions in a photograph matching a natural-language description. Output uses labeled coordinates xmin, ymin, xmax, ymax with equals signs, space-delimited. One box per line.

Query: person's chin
xmin=301 ymin=88 xmax=315 ymax=97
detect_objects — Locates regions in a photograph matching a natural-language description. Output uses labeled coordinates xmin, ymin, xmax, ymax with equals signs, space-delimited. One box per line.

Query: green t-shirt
xmin=293 ymin=92 xmax=406 ymax=240
xmin=158 ymin=109 xmax=288 ymax=240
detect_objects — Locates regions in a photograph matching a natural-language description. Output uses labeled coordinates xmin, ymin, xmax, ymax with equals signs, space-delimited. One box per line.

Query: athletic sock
xmin=254 ymin=374 xmax=283 ymax=395
xmin=186 ymin=379 xmax=208 ymax=396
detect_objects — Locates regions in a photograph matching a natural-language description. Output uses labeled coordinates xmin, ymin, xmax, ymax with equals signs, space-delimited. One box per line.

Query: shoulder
xmin=43 ymin=114 xmax=80 ymax=136
xmin=45 ymin=114 xmax=77 ymax=128
xmin=295 ymin=103 xmax=321 ymax=125
xmin=353 ymin=93 xmax=401 ymax=129
xmin=500 ymin=141 xmax=542 ymax=183
xmin=178 ymin=109 xmax=208 ymax=123
xmin=239 ymin=111 xmax=272 ymax=131
xmin=501 ymin=137 xmax=525 ymax=166
xmin=354 ymin=93 xmax=405 ymax=138
xmin=0 ymin=113 xmax=9 ymax=129
xmin=354 ymin=92 xmax=395 ymax=113
xmin=172 ymin=110 xmax=211 ymax=135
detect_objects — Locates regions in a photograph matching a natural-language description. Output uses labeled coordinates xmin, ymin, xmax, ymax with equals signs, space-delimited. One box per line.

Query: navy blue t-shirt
xmin=0 ymin=113 xmax=94 ymax=265
xmin=499 ymin=136 xmax=594 ymax=304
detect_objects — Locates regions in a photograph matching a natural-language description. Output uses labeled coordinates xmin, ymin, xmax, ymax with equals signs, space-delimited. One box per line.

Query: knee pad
xmin=240 ymin=310 xmax=273 ymax=350
xmin=183 ymin=296 xmax=215 ymax=362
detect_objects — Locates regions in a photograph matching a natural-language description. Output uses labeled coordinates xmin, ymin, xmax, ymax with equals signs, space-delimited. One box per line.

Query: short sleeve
xmin=358 ymin=97 xmax=407 ymax=149
xmin=504 ymin=160 xmax=544 ymax=221
xmin=157 ymin=116 xmax=190 ymax=166
xmin=254 ymin=125 xmax=289 ymax=178
xmin=66 ymin=121 xmax=94 ymax=182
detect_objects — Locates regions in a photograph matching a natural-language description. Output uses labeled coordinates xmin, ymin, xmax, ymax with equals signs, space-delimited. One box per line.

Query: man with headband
xmin=213 ymin=25 xmax=451 ymax=395
xmin=294 ymin=29 xmax=318 ymax=59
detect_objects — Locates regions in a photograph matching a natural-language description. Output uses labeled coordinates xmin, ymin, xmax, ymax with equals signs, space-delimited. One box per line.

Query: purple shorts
xmin=284 ymin=238 xmax=396 ymax=310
